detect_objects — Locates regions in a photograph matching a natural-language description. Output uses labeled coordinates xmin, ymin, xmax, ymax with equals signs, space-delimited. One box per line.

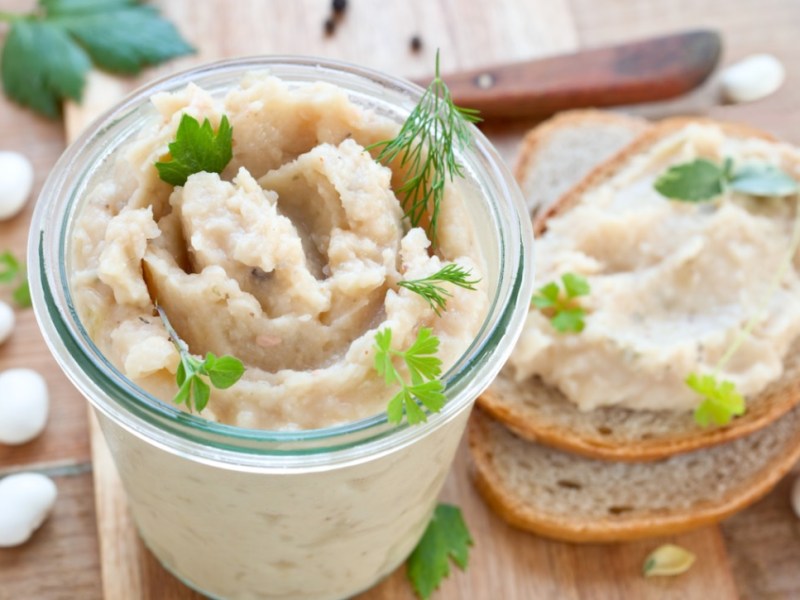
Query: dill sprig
xmin=371 ymin=51 xmax=481 ymax=244
xmin=398 ymin=264 xmax=480 ymax=316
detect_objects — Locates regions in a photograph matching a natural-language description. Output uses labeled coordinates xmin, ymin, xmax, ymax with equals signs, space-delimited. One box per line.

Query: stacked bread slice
xmin=470 ymin=111 xmax=800 ymax=542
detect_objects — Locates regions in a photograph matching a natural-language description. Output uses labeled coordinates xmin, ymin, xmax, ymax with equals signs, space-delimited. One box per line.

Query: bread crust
xmin=482 ymin=116 xmax=799 ymax=461
xmin=468 ymin=408 xmax=800 ymax=543
xmin=513 ymin=109 xmax=648 ymax=191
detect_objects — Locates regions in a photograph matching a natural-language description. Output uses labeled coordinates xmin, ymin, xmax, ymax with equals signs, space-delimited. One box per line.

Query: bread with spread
xmin=479 ymin=118 xmax=800 ymax=461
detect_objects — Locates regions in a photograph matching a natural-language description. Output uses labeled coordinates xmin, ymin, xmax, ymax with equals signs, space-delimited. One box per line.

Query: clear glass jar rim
xmin=29 ymin=56 xmax=535 ymax=466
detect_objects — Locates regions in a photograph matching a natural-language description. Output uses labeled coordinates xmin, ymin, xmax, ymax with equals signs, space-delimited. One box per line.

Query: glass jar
xmin=29 ymin=57 xmax=534 ymax=600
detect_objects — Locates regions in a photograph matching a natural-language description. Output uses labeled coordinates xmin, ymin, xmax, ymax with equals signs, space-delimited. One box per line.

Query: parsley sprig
xmin=398 ymin=264 xmax=479 ymax=316
xmin=0 ymin=0 xmax=193 ymax=118
xmin=655 ymin=157 xmax=798 ymax=202
xmin=371 ymin=51 xmax=480 ymax=244
xmin=374 ymin=327 xmax=445 ymax=425
xmin=407 ymin=503 xmax=473 ymax=599
xmin=0 ymin=251 xmax=31 ymax=308
xmin=654 ymin=157 xmax=800 ymax=426
xmin=531 ymin=273 xmax=591 ymax=333
xmin=156 ymin=305 xmax=245 ymax=413
xmin=155 ymin=113 xmax=233 ymax=186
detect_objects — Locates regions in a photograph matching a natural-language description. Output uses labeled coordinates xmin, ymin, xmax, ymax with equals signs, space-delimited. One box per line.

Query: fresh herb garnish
xmin=654 ymin=157 xmax=798 ymax=202
xmin=0 ymin=251 xmax=31 ymax=308
xmin=374 ymin=327 xmax=445 ymax=425
xmin=156 ymin=305 xmax=245 ymax=413
xmin=407 ymin=503 xmax=473 ymax=599
xmin=686 ymin=373 xmax=745 ymax=426
xmin=531 ymin=273 xmax=591 ymax=333
xmin=371 ymin=51 xmax=480 ymax=244
xmin=0 ymin=0 xmax=193 ymax=118
xmin=654 ymin=157 xmax=800 ymax=426
xmin=155 ymin=113 xmax=233 ymax=186
xmin=398 ymin=264 xmax=479 ymax=316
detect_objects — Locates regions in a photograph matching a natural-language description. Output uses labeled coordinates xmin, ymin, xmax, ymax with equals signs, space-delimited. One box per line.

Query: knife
xmin=437 ymin=30 xmax=722 ymax=120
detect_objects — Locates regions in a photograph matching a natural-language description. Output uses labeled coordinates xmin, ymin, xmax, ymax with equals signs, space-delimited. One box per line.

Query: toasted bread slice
xmin=480 ymin=117 xmax=800 ymax=461
xmin=468 ymin=406 xmax=800 ymax=543
xmin=514 ymin=110 xmax=648 ymax=219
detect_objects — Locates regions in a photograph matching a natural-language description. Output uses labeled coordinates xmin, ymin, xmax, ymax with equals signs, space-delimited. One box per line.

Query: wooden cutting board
xmin=57 ymin=3 xmax=740 ymax=599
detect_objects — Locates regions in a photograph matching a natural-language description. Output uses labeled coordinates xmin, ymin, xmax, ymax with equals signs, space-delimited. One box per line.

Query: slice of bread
xmin=479 ymin=117 xmax=800 ymax=461
xmin=468 ymin=405 xmax=800 ymax=543
xmin=514 ymin=110 xmax=648 ymax=219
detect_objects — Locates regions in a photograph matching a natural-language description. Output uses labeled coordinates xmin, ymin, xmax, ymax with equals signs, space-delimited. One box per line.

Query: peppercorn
xmin=410 ymin=35 xmax=423 ymax=52
xmin=332 ymin=0 xmax=347 ymax=14
xmin=323 ymin=17 xmax=336 ymax=36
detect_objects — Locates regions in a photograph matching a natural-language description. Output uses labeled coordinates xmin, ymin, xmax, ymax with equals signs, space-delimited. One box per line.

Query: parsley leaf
xmin=654 ymin=159 xmax=725 ymax=202
xmin=0 ymin=251 xmax=32 ymax=308
xmin=0 ymin=1 xmax=193 ymax=118
xmin=398 ymin=264 xmax=480 ymax=316
xmin=407 ymin=503 xmax=473 ymax=600
xmin=155 ymin=114 xmax=234 ymax=186
xmin=686 ymin=372 xmax=745 ymax=427
xmin=1 ymin=19 xmax=91 ymax=118
xmin=654 ymin=158 xmax=798 ymax=202
xmin=374 ymin=327 xmax=446 ymax=425
xmin=729 ymin=164 xmax=799 ymax=197
xmin=156 ymin=305 xmax=245 ymax=413
xmin=531 ymin=273 xmax=590 ymax=333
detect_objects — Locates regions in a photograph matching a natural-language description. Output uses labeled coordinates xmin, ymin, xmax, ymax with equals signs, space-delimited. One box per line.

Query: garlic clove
xmin=0 ymin=369 xmax=50 ymax=445
xmin=643 ymin=543 xmax=696 ymax=577
xmin=0 ymin=151 xmax=34 ymax=221
xmin=720 ymin=54 xmax=786 ymax=104
xmin=0 ymin=300 xmax=14 ymax=345
xmin=0 ymin=473 xmax=58 ymax=547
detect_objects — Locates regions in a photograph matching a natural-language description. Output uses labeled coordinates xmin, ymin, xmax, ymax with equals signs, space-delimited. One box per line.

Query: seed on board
xmin=410 ymin=35 xmax=423 ymax=53
xmin=720 ymin=54 xmax=786 ymax=104
xmin=0 ymin=369 xmax=50 ymax=445
xmin=0 ymin=301 xmax=14 ymax=345
xmin=0 ymin=151 xmax=34 ymax=221
xmin=323 ymin=16 xmax=336 ymax=36
xmin=0 ymin=473 xmax=58 ymax=547
xmin=332 ymin=0 xmax=347 ymax=14
xmin=642 ymin=544 xmax=696 ymax=577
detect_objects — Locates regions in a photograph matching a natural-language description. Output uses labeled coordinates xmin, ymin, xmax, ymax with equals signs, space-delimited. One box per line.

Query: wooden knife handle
xmin=440 ymin=30 xmax=722 ymax=120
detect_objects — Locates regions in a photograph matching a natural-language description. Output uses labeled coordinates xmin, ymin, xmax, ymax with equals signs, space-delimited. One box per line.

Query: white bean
xmin=792 ymin=475 xmax=800 ymax=519
xmin=0 ymin=473 xmax=57 ymax=547
xmin=0 ymin=369 xmax=49 ymax=445
xmin=720 ymin=54 xmax=785 ymax=104
xmin=0 ymin=151 xmax=34 ymax=221
xmin=0 ymin=301 xmax=14 ymax=345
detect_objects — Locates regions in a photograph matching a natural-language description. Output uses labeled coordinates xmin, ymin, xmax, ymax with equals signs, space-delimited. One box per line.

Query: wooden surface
xmin=2 ymin=1 xmax=800 ymax=599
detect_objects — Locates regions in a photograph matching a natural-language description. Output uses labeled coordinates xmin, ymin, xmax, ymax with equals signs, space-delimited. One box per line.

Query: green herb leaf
xmin=729 ymin=164 xmax=799 ymax=197
xmin=374 ymin=327 xmax=446 ymax=425
xmin=371 ymin=51 xmax=480 ymax=244
xmin=157 ymin=305 xmax=245 ymax=413
xmin=407 ymin=504 xmax=473 ymax=599
xmin=0 ymin=252 xmax=21 ymax=284
xmin=562 ymin=272 xmax=590 ymax=298
xmin=1 ymin=19 xmax=90 ymax=118
xmin=397 ymin=264 xmax=480 ymax=316
xmin=0 ymin=1 xmax=192 ymax=118
xmin=686 ymin=372 xmax=745 ymax=427
xmin=206 ymin=354 xmax=246 ymax=389
xmin=54 ymin=6 xmax=194 ymax=75
xmin=12 ymin=281 xmax=31 ymax=308
xmin=532 ymin=273 xmax=590 ymax=334
xmin=653 ymin=159 xmax=725 ymax=202
xmin=550 ymin=309 xmax=586 ymax=333
xmin=155 ymin=114 xmax=233 ymax=186
xmin=0 ymin=251 xmax=31 ymax=308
